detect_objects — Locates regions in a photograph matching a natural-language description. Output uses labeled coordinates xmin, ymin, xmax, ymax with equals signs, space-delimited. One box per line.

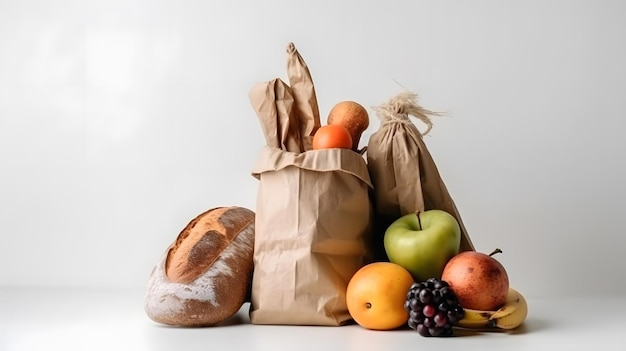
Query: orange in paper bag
xmin=312 ymin=124 xmax=353 ymax=150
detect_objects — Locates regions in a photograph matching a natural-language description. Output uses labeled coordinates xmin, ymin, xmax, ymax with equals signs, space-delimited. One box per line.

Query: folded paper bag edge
xmin=251 ymin=146 xmax=373 ymax=189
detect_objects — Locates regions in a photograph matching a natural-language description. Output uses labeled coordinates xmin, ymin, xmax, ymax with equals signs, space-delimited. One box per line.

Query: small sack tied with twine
xmin=366 ymin=92 xmax=474 ymax=260
xmin=249 ymin=43 xmax=373 ymax=326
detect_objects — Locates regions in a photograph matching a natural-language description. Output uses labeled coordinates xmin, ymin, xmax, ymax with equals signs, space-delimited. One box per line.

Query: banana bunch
xmin=456 ymin=288 xmax=528 ymax=330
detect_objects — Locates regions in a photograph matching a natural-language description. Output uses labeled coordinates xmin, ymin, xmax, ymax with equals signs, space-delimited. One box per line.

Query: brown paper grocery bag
xmin=248 ymin=42 xmax=373 ymax=325
xmin=249 ymin=146 xmax=373 ymax=326
xmin=367 ymin=92 xmax=474 ymax=260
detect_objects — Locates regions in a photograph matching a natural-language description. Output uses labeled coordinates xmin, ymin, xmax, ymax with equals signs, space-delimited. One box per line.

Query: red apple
xmin=441 ymin=248 xmax=509 ymax=311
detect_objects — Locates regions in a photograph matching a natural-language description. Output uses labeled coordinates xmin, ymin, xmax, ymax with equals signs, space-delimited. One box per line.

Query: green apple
xmin=383 ymin=209 xmax=461 ymax=282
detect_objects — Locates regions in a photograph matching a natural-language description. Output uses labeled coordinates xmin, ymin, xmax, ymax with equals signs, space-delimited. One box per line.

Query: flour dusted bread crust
xmin=144 ymin=206 xmax=255 ymax=327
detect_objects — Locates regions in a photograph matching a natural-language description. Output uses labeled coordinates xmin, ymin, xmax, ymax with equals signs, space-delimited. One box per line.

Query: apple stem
xmin=415 ymin=210 xmax=422 ymax=230
xmin=489 ymin=248 xmax=503 ymax=257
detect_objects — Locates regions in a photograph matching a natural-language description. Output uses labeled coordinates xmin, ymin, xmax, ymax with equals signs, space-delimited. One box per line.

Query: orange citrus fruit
xmin=346 ymin=262 xmax=415 ymax=330
xmin=312 ymin=124 xmax=353 ymax=150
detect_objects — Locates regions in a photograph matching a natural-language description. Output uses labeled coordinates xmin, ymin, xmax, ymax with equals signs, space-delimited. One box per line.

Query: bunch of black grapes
xmin=405 ymin=278 xmax=465 ymax=337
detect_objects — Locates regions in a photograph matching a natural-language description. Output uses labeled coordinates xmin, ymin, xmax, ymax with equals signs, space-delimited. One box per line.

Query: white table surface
xmin=1 ymin=287 xmax=624 ymax=351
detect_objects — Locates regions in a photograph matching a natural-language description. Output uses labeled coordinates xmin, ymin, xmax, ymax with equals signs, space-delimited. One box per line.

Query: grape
xmin=445 ymin=295 xmax=459 ymax=306
xmin=417 ymin=324 xmax=430 ymax=337
xmin=404 ymin=277 xmax=464 ymax=337
xmin=423 ymin=305 xmax=436 ymax=318
xmin=438 ymin=302 xmax=449 ymax=312
xmin=447 ymin=310 xmax=459 ymax=323
xmin=432 ymin=289 xmax=441 ymax=304
xmin=453 ymin=305 xmax=465 ymax=319
xmin=433 ymin=281 xmax=445 ymax=290
xmin=419 ymin=289 xmax=432 ymax=304
xmin=434 ymin=312 xmax=448 ymax=327
xmin=409 ymin=310 xmax=423 ymax=323
xmin=409 ymin=298 xmax=420 ymax=311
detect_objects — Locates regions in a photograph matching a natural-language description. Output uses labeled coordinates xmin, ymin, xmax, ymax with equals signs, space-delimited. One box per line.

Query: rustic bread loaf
xmin=144 ymin=206 xmax=255 ymax=327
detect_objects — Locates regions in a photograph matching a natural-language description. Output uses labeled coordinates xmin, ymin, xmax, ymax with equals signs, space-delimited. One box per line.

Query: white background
xmin=1 ymin=0 xmax=625 ymax=299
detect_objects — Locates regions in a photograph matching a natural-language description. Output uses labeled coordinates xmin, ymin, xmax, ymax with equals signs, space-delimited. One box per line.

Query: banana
xmin=456 ymin=287 xmax=528 ymax=330
xmin=487 ymin=287 xmax=528 ymax=330
xmin=456 ymin=307 xmax=494 ymax=329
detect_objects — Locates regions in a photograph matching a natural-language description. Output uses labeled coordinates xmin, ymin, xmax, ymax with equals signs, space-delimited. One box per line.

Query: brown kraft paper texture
xmin=248 ymin=43 xmax=373 ymax=325
xmin=366 ymin=92 xmax=474 ymax=261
